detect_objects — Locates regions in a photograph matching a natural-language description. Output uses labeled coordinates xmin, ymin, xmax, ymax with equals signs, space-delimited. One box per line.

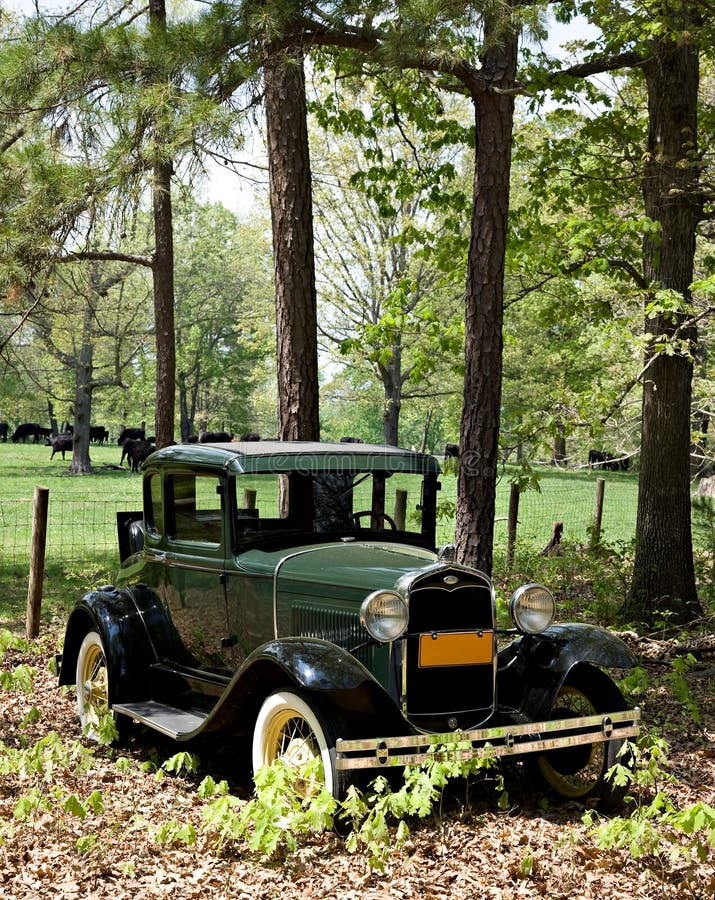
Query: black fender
xmin=58 ymin=586 xmax=157 ymax=705
xmin=202 ymin=637 xmax=408 ymax=739
xmin=497 ymin=623 xmax=637 ymax=722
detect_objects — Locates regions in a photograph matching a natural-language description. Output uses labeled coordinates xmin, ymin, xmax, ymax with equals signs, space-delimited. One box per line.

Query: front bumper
xmin=335 ymin=707 xmax=640 ymax=770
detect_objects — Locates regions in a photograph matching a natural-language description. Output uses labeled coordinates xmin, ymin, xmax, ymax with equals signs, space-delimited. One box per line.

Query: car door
xmin=159 ymin=470 xmax=234 ymax=675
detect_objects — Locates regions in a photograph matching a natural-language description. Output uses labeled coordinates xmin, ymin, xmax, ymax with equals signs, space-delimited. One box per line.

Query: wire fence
xmin=0 ymin=498 xmax=131 ymax=567
xmin=0 ymin=476 xmax=638 ymax=569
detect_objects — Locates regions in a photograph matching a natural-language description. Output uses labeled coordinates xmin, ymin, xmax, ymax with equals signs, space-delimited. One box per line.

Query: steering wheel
xmin=352 ymin=510 xmax=397 ymax=531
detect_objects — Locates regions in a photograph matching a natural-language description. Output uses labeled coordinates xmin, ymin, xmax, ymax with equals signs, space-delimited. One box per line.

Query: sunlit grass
xmin=0 ymin=442 xmax=644 ymax=629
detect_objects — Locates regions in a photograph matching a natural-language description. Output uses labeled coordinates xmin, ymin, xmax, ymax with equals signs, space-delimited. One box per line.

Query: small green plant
xmin=0 ymin=732 xmax=96 ymax=781
xmin=340 ymin=745 xmax=503 ymax=871
xmin=90 ymin=710 xmax=121 ymax=746
xmin=160 ymin=751 xmax=201 ymax=778
xmin=200 ymin=757 xmax=336 ymax=857
xmin=617 ymin=665 xmax=650 ymax=702
xmin=584 ymin=727 xmax=714 ymax=874
xmin=194 ymin=743 xmax=509 ymax=868
xmin=152 ymin=819 xmax=198 ymax=847
xmin=665 ymin=654 xmax=701 ymax=725
xmin=0 ymin=628 xmax=34 ymax=693
xmin=584 ymin=796 xmax=715 ymax=865
xmin=0 ymin=630 xmax=28 ymax=656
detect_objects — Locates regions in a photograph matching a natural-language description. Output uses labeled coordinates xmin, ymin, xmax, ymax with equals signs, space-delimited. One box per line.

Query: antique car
xmin=58 ymin=440 xmax=640 ymax=805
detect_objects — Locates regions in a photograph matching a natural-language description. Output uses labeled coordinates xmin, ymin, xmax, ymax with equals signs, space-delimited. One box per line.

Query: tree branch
xmin=57 ymin=249 xmax=153 ymax=267
xmin=1 ymin=127 xmax=25 ymax=154
xmin=542 ymin=50 xmax=648 ymax=84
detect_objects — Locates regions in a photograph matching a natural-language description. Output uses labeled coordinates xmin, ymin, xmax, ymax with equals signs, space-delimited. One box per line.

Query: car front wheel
xmin=75 ymin=630 xmax=123 ymax=742
xmin=252 ymin=690 xmax=348 ymax=800
xmin=535 ymin=669 xmax=633 ymax=809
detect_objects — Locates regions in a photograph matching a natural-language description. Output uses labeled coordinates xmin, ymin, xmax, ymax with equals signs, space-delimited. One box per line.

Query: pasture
xmin=0 ymin=439 xmax=643 ymax=632
xmin=0 ymin=440 xmax=640 ymax=550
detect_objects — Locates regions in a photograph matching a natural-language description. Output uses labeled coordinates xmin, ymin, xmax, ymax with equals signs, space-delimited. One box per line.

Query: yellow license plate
xmin=418 ymin=631 xmax=494 ymax=668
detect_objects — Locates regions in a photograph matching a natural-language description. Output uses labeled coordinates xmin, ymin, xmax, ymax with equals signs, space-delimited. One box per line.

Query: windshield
xmin=232 ymin=469 xmax=437 ymax=549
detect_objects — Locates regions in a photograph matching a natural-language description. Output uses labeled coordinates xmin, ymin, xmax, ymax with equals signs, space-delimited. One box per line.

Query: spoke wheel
xmin=75 ymin=631 xmax=114 ymax=741
xmin=535 ymin=671 xmax=631 ymax=809
xmin=252 ymin=690 xmax=347 ymax=799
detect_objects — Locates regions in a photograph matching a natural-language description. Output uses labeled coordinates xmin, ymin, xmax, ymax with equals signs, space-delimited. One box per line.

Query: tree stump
xmin=541 ymin=522 xmax=563 ymax=557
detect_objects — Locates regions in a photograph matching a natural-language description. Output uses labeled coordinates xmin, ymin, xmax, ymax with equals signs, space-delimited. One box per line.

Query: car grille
xmin=404 ymin=566 xmax=495 ymax=722
xmin=292 ymin=603 xmax=376 ymax=671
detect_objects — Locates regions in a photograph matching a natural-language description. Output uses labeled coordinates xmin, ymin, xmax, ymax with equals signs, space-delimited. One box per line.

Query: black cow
xmin=0 ymin=423 xmax=7 ymax=442
xmin=199 ymin=430 xmax=233 ymax=443
xmin=120 ymin=438 xmax=154 ymax=472
xmin=90 ymin=426 xmax=109 ymax=445
xmin=588 ymin=449 xmax=607 ymax=468
xmin=11 ymin=423 xmax=42 ymax=443
xmin=588 ymin=449 xmax=630 ymax=471
xmin=48 ymin=432 xmax=73 ymax=460
xmin=605 ymin=455 xmax=630 ymax=472
xmin=117 ymin=427 xmax=145 ymax=445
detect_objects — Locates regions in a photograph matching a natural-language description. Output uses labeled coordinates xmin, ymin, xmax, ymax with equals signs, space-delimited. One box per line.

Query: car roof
xmin=143 ymin=440 xmax=441 ymax=475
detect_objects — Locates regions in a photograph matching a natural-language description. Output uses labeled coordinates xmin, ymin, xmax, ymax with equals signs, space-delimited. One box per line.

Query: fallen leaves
xmin=0 ymin=633 xmax=713 ymax=900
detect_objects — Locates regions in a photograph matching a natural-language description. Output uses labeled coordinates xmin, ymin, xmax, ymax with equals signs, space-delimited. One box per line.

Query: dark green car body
xmin=59 ymin=440 xmax=640 ymax=803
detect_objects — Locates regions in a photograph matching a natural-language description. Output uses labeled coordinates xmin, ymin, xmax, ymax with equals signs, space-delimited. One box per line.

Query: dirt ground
xmin=0 ymin=630 xmax=713 ymax=900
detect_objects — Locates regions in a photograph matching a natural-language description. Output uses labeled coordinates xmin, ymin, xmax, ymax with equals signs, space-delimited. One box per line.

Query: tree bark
xmin=150 ymin=0 xmax=176 ymax=449
xmin=627 ymin=19 xmax=703 ymax=623
xmin=178 ymin=370 xmax=191 ymax=440
xmin=151 ymin=160 xmax=176 ymax=451
xmin=69 ymin=301 xmax=94 ymax=474
xmin=379 ymin=343 xmax=403 ymax=446
xmin=265 ymin=50 xmax=320 ymax=442
xmin=455 ymin=18 xmax=518 ymax=575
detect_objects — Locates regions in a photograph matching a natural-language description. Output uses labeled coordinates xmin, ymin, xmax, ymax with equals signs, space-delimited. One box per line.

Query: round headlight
xmin=360 ymin=590 xmax=408 ymax=643
xmin=509 ymin=584 xmax=555 ymax=634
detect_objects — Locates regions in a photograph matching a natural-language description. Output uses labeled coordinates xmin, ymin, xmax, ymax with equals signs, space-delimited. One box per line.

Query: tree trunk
xmin=265 ymin=50 xmax=320 ymax=442
xmin=627 ymin=20 xmax=703 ymax=624
xmin=178 ymin=370 xmax=191 ymax=440
xmin=69 ymin=302 xmax=94 ymax=474
xmin=380 ymin=344 xmax=403 ymax=446
xmin=552 ymin=428 xmax=567 ymax=466
xmin=150 ymin=0 xmax=176 ymax=449
xmin=151 ymin=161 xmax=176 ymax=448
xmin=46 ymin=399 xmax=58 ymax=437
xmin=455 ymin=19 xmax=518 ymax=575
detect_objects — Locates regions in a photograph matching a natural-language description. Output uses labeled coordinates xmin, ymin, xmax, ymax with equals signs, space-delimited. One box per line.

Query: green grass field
xmin=0 ymin=441 xmax=640 ymax=557
xmin=0 ymin=441 xmax=642 ymax=627
xmin=2 ymin=440 xmax=712 ymax=635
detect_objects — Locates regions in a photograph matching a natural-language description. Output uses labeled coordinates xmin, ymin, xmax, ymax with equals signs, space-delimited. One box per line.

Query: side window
xmin=169 ymin=473 xmax=223 ymax=545
xmin=145 ymin=473 xmax=163 ymax=535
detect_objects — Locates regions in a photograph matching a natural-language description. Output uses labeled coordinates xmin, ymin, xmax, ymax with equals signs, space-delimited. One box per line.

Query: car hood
xmin=238 ymin=540 xmax=437 ymax=594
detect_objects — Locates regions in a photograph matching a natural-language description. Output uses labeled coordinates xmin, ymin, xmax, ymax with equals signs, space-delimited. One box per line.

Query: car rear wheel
xmin=535 ymin=670 xmax=632 ymax=809
xmin=252 ymin=690 xmax=348 ymax=800
xmin=75 ymin=630 xmax=124 ymax=742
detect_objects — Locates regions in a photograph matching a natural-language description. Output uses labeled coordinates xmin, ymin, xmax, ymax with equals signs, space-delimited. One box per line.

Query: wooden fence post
xmin=591 ymin=477 xmax=605 ymax=548
xmin=26 ymin=486 xmax=49 ymax=640
xmin=506 ymin=482 xmax=520 ymax=566
xmin=394 ymin=489 xmax=407 ymax=531
xmin=242 ymin=488 xmax=257 ymax=510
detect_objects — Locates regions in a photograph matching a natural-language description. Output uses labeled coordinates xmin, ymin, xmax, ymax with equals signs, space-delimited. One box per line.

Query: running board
xmin=112 ymin=700 xmax=207 ymax=740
